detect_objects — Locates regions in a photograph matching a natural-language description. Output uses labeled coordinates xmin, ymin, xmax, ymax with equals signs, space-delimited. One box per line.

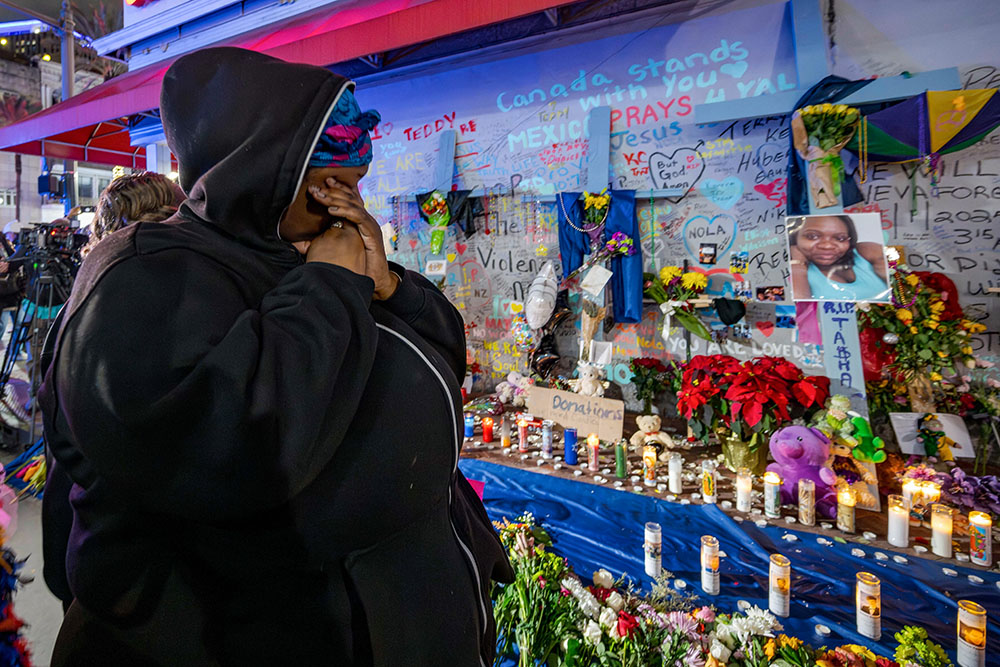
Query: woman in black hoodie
xmin=40 ymin=47 xmax=511 ymax=666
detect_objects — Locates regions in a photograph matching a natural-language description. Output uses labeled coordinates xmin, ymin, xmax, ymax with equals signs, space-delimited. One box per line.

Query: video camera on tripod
xmin=0 ymin=221 xmax=88 ymax=446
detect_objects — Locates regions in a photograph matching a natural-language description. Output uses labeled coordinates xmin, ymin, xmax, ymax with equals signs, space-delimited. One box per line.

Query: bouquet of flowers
xmin=677 ymin=355 xmax=831 ymax=451
xmin=643 ymin=266 xmax=711 ymax=341
xmin=628 ymin=357 xmax=670 ymax=414
xmin=561 ymin=232 xmax=636 ymax=288
xmin=419 ymin=190 xmax=451 ymax=254
xmin=792 ymin=103 xmax=860 ymax=208
xmin=583 ymin=189 xmax=611 ymax=230
xmin=859 ymin=259 xmax=987 ymax=412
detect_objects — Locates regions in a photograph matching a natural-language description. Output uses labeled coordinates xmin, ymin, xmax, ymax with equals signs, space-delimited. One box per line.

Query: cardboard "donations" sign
xmin=526 ymin=386 xmax=625 ymax=442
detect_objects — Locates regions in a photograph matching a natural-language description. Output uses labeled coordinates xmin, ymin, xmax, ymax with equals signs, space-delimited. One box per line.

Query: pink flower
xmin=559 ymin=587 xmax=571 ymax=597
xmin=665 ymin=611 xmax=699 ymax=639
xmin=694 ymin=606 xmax=716 ymax=623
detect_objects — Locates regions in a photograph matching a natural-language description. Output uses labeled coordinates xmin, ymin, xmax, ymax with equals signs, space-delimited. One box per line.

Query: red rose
xmin=587 ymin=585 xmax=613 ymax=602
xmin=616 ymin=611 xmax=640 ymax=638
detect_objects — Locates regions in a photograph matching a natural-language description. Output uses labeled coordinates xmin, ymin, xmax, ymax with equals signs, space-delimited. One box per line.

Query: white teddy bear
xmin=574 ymin=361 xmax=606 ymax=398
xmin=495 ymin=371 xmax=533 ymax=407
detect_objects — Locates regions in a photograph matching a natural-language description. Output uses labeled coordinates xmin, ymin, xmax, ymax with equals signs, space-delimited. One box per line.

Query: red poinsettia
xmin=677 ymin=355 xmax=830 ymax=447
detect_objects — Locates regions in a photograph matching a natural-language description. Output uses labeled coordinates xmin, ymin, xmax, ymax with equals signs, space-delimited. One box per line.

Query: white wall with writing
xmin=355 ymin=0 xmax=1000 ymax=394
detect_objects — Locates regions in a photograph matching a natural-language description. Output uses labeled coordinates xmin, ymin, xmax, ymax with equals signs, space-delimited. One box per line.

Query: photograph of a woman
xmin=786 ymin=213 xmax=891 ymax=302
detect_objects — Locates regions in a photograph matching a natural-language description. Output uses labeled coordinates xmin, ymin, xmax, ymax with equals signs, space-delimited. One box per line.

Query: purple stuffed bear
xmin=766 ymin=425 xmax=838 ymax=518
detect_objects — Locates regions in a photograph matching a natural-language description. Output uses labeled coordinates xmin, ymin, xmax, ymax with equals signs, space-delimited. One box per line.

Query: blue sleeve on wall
xmin=556 ymin=192 xmax=586 ymax=280
xmin=606 ymin=190 xmax=643 ymax=324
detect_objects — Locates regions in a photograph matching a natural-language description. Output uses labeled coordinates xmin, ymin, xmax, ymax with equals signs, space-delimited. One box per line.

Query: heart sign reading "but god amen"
xmin=647 ymin=144 xmax=705 ymax=201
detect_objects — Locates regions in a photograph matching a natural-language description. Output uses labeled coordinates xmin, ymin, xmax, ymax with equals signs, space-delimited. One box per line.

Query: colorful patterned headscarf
xmin=308 ymin=88 xmax=381 ymax=168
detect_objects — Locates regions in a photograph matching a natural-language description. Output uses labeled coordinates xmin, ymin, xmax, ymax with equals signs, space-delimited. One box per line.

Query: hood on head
xmin=160 ymin=47 xmax=353 ymax=251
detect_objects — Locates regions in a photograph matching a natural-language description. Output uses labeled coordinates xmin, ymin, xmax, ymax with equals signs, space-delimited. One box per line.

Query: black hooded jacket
xmin=39 ymin=47 xmax=511 ymax=666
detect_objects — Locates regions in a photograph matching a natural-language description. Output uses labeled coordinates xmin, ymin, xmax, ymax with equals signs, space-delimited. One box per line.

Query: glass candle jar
xmin=856 ymin=572 xmax=881 ymax=641
xmin=931 ymin=503 xmax=954 ymax=558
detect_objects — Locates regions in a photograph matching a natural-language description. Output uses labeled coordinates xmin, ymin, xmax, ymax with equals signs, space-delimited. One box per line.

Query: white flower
xmin=713 ymin=623 xmax=736 ymax=648
xmin=828 ymin=408 xmax=848 ymax=421
xmin=599 ymin=606 xmax=617 ymax=630
xmin=885 ymin=247 xmax=900 ymax=262
xmin=966 ymin=359 xmax=977 ymax=369
xmin=579 ymin=597 xmax=601 ymax=619
xmin=710 ymin=638 xmax=732 ymax=662
xmin=856 ymin=301 xmax=871 ymax=312
xmin=606 ymin=591 xmax=624 ymax=613
xmin=583 ymin=620 xmax=603 ymax=646
xmin=744 ymin=605 xmax=782 ymax=636
xmin=592 ymin=569 xmax=615 ymax=589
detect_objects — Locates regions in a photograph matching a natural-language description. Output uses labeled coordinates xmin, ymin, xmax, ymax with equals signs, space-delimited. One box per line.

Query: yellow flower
xmin=929 ymin=301 xmax=946 ymax=313
xmin=896 ymin=308 xmax=913 ymax=324
xmin=937 ymin=350 xmax=948 ymax=358
xmin=836 ymin=104 xmax=848 ymax=114
xmin=967 ymin=321 xmax=987 ymax=333
xmin=910 ymin=326 xmax=918 ymax=334
xmin=842 ymin=645 xmax=876 ymax=661
xmin=962 ymin=346 xmax=973 ymax=355
xmin=660 ymin=266 xmax=682 ymax=282
xmin=681 ymin=272 xmax=708 ymax=291
xmin=778 ymin=634 xmax=803 ymax=650
xmin=763 ymin=638 xmax=776 ymax=659
xmin=926 ymin=320 xmax=939 ymax=330
xmin=930 ymin=372 xmax=943 ymax=382
xmin=905 ymin=274 xmax=919 ymax=286
xmin=821 ymin=102 xmax=833 ymax=113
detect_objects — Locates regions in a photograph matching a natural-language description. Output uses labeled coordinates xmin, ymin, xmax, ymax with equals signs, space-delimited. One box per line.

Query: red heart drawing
xmin=409 ymin=239 xmax=418 ymax=250
xmin=755 ymin=321 xmax=775 ymax=337
xmin=455 ymin=242 xmax=467 ymax=255
xmin=754 ymin=179 xmax=787 ymax=209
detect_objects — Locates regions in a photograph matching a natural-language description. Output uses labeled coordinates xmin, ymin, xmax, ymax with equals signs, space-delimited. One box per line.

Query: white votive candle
xmin=701 ymin=535 xmax=720 ymax=595
xmin=763 ymin=471 xmax=782 ymax=519
xmin=644 ymin=522 xmax=662 ymax=577
xmin=668 ymin=452 xmax=683 ymax=494
xmin=736 ymin=467 xmax=752 ymax=513
xmin=931 ymin=503 xmax=954 ymax=558
xmin=837 ymin=487 xmax=856 ymax=534
xmin=856 ymin=572 xmax=881 ymax=641
xmin=957 ymin=599 xmax=987 ymax=667
xmin=798 ymin=478 xmax=815 ymax=526
xmin=769 ymin=553 xmax=790 ymax=618
xmin=887 ymin=494 xmax=910 ymax=548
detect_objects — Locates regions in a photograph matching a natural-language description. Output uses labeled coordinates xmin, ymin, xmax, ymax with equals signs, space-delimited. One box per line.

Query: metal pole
xmin=60 ymin=0 xmax=75 ymax=215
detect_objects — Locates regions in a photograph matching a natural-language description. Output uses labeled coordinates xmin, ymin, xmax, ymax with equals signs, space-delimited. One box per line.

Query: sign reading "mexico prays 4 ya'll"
xmin=526 ymin=387 xmax=625 ymax=442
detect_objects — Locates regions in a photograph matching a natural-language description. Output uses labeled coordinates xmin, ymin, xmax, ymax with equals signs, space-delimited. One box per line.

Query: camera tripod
xmin=0 ymin=254 xmax=71 ymax=449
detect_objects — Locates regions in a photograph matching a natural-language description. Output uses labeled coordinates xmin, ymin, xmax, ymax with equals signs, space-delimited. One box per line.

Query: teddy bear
xmin=766 ymin=425 xmax=838 ymax=518
xmin=494 ymin=371 xmax=533 ymax=408
xmin=629 ymin=414 xmax=674 ymax=457
xmin=574 ymin=361 xmax=606 ymax=398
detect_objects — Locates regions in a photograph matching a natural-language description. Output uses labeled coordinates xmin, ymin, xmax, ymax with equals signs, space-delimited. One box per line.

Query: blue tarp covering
xmin=461 ymin=458 xmax=1000 ymax=660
